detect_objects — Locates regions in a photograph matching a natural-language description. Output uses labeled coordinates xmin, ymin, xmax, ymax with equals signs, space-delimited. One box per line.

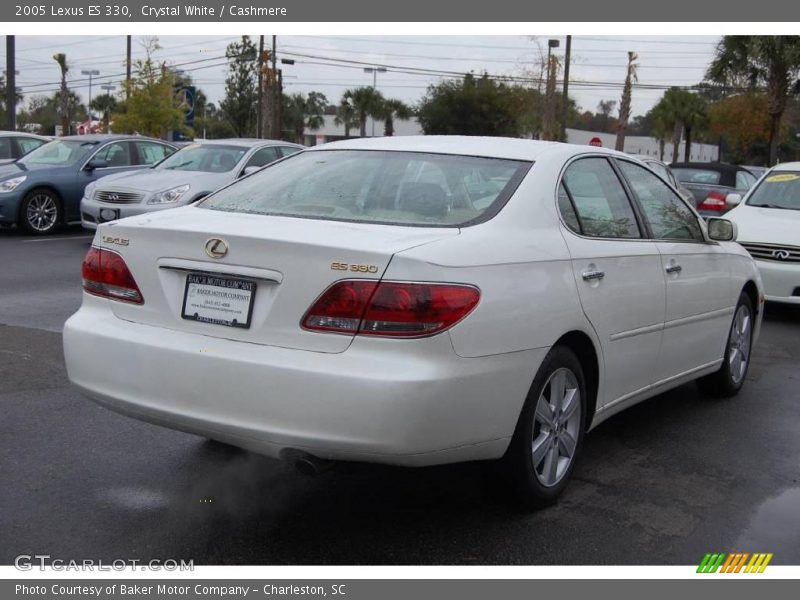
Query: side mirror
xmin=726 ymin=193 xmax=743 ymax=207
xmin=85 ymin=158 xmax=109 ymax=171
xmin=707 ymin=218 xmax=738 ymax=242
xmin=242 ymin=165 xmax=261 ymax=177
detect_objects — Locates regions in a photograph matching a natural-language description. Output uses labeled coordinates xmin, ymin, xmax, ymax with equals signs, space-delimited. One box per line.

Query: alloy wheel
xmin=728 ymin=304 xmax=752 ymax=385
xmin=531 ymin=367 xmax=582 ymax=487
xmin=26 ymin=193 xmax=58 ymax=232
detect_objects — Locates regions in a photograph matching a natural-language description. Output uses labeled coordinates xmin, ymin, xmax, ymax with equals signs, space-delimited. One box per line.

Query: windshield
xmin=157 ymin=144 xmax=247 ymax=173
xmin=672 ymin=168 xmax=722 ymax=185
xmin=746 ymin=171 xmax=800 ymax=210
xmin=19 ymin=140 xmax=98 ymax=167
xmin=198 ymin=150 xmax=531 ymax=227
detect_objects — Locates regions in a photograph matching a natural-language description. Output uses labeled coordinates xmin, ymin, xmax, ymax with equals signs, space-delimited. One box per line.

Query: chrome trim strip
xmin=609 ymin=322 xmax=663 ymax=341
xmin=157 ymin=259 xmax=283 ymax=283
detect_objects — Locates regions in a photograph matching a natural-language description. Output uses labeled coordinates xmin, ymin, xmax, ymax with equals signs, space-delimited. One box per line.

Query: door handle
xmin=665 ymin=264 xmax=683 ymax=274
xmin=582 ymin=270 xmax=605 ymax=281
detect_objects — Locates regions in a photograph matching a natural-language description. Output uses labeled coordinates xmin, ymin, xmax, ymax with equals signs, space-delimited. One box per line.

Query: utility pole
xmin=81 ymin=69 xmax=100 ymax=122
xmin=257 ymin=35 xmax=264 ymax=138
xmin=125 ymin=35 xmax=132 ymax=101
xmin=271 ymin=35 xmax=279 ymax=140
xmin=363 ymin=66 xmax=386 ymax=136
xmin=100 ymin=83 xmax=115 ymax=132
xmin=5 ymin=36 xmax=15 ymax=131
xmin=544 ymin=39 xmax=560 ymax=141
xmin=560 ymin=35 xmax=571 ymax=143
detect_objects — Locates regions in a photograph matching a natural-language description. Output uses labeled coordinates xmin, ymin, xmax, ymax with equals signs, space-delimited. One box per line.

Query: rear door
xmin=558 ymin=156 xmax=666 ymax=407
xmin=616 ymin=159 xmax=733 ymax=382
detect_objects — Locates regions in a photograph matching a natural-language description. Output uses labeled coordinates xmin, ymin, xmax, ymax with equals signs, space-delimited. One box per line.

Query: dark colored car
xmin=671 ymin=162 xmax=757 ymax=217
xmin=0 ymin=135 xmax=176 ymax=235
xmin=0 ymin=131 xmax=50 ymax=164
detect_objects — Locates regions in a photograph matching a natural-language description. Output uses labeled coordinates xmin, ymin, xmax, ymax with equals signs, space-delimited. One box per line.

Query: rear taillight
xmin=302 ymin=280 xmax=480 ymax=338
xmin=82 ymin=246 xmax=143 ymax=304
xmin=697 ymin=191 xmax=728 ymax=212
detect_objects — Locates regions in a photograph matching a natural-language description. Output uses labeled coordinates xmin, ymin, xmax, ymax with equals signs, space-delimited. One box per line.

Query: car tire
xmin=697 ymin=292 xmax=754 ymax=398
xmin=20 ymin=188 xmax=62 ymax=235
xmin=498 ymin=345 xmax=587 ymax=509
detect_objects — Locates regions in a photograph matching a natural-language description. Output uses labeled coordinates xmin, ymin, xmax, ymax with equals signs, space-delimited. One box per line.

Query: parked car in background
xmin=0 ymin=131 xmax=50 ymax=164
xmin=671 ymin=162 xmax=757 ymax=217
xmin=65 ymin=137 xmax=762 ymax=508
xmin=81 ymin=138 xmax=303 ymax=229
xmin=631 ymin=155 xmax=695 ymax=204
xmin=726 ymin=163 xmax=800 ymax=305
xmin=0 ymin=135 xmax=177 ymax=235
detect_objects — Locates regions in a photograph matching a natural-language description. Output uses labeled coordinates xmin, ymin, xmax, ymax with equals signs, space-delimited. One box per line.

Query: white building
xmin=303 ymin=118 xmax=719 ymax=163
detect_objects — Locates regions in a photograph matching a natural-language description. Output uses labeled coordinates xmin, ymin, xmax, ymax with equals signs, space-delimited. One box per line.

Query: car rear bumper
xmin=755 ymin=259 xmax=800 ymax=304
xmin=63 ymin=296 xmax=541 ymax=466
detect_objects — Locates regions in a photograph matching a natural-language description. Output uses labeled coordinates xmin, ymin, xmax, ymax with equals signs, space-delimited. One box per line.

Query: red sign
xmin=589 ymin=137 xmax=603 ymax=147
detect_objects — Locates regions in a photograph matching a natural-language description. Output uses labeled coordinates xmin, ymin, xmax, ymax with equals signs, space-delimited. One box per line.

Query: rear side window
xmin=200 ymin=150 xmax=531 ymax=227
xmin=618 ymin=160 xmax=703 ymax=242
xmin=736 ymin=170 xmax=756 ymax=191
xmin=279 ymin=146 xmax=301 ymax=157
xmin=245 ymin=146 xmax=280 ymax=169
xmin=94 ymin=142 xmax=133 ymax=167
xmin=560 ymin=157 xmax=641 ymax=239
xmin=136 ymin=141 xmax=173 ymax=165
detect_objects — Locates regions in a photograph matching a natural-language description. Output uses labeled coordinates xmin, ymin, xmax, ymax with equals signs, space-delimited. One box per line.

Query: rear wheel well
xmin=554 ymin=331 xmax=599 ymax=430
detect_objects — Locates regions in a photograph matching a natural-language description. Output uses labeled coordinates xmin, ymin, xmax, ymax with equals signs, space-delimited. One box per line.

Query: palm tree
xmin=342 ymin=87 xmax=384 ymax=137
xmin=706 ymin=36 xmax=800 ymax=166
xmin=90 ymin=93 xmax=117 ymax=132
xmin=334 ymin=99 xmax=357 ymax=137
xmin=679 ymin=93 xmax=708 ymax=162
xmin=53 ymin=53 xmax=69 ymax=135
xmin=377 ymin=98 xmax=412 ymax=136
xmin=614 ymin=52 xmax=638 ymax=151
xmin=653 ymin=88 xmax=707 ymax=163
xmin=281 ymin=91 xmax=328 ymax=144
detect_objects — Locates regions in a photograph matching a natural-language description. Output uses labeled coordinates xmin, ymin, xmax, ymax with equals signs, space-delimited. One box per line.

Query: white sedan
xmin=725 ymin=162 xmax=800 ymax=305
xmin=63 ymin=137 xmax=763 ymax=507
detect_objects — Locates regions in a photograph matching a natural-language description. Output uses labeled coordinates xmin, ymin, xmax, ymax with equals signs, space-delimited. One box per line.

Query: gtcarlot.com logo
xmin=697 ymin=552 xmax=773 ymax=573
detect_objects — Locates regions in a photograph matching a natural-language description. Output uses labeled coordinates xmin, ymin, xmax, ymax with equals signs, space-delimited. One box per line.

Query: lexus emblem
xmin=772 ymin=249 xmax=790 ymax=260
xmin=204 ymin=238 xmax=229 ymax=259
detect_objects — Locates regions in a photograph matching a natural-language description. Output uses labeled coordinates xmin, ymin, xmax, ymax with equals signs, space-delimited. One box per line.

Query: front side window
xmin=0 ymin=137 xmax=12 ymax=159
xmin=199 ymin=150 xmax=530 ymax=227
xmin=560 ymin=157 xmax=641 ymax=239
xmin=618 ymin=160 xmax=703 ymax=241
xmin=746 ymin=171 xmax=800 ymax=211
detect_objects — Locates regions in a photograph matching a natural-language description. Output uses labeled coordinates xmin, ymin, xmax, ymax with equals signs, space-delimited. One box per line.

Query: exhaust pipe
xmin=281 ymin=450 xmax=334 ymax=476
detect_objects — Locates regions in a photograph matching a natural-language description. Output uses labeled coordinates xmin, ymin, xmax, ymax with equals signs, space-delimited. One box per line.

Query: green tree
xmin=220 ymin=36 xmax=258 ymax=137
xmin=281 ymin=91 xmax=328 ymax=143
xmin=376 ymin=98 xmax=412 ymax=136
xmin=652 ymin=88 xmax=707 ymax=162
xmin=0 ymin=75 xmax=23 ymax=127
xmin=342 ymin=87 xmax=385 ymax=137
xmin=416 ymin=74 xmax=524 ymax=137
xmin=706 ymin=35 xmax=800 ymax=166
xmin=111 ymin=38 xmax=185 ymax=138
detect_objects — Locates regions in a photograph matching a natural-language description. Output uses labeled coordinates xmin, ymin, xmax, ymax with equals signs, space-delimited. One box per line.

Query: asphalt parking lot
xmin=1 ymin=225 xmax=799 ymax=566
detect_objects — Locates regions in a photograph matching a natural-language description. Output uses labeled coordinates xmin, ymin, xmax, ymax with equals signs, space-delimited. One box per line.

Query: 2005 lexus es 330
xmin=64 ymin=137 xmax=764 ymax=507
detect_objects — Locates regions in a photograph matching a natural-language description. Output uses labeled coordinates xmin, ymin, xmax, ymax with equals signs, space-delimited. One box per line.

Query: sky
xmin=2 ymin=35 xmax=722 ymax=119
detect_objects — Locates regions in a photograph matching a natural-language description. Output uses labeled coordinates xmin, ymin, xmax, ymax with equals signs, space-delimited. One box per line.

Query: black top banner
xmin=2 ymin=0 xmax=798 ymax=22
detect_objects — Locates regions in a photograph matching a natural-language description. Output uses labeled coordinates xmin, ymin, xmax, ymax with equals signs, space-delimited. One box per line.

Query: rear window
xmin=672 ymin=168 xmax=722 ymax=185
xmin=199 ymin=150 xmax=531 ymax=227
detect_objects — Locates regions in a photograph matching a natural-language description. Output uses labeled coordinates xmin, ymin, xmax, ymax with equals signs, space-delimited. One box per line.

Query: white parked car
xmin=725 ymin=162 xmax=800 ymax=305
xmin=63 ymin=137 xmax=763 ymax=507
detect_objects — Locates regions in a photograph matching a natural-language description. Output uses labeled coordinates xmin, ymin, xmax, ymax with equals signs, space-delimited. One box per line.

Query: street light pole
xmin=100 ymin=83 xmax=115 ymax=132
xmin=363 ymin=66 xmax=386 ymax=137
xmin=81 ymin=69 xmax=100 ymax=121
